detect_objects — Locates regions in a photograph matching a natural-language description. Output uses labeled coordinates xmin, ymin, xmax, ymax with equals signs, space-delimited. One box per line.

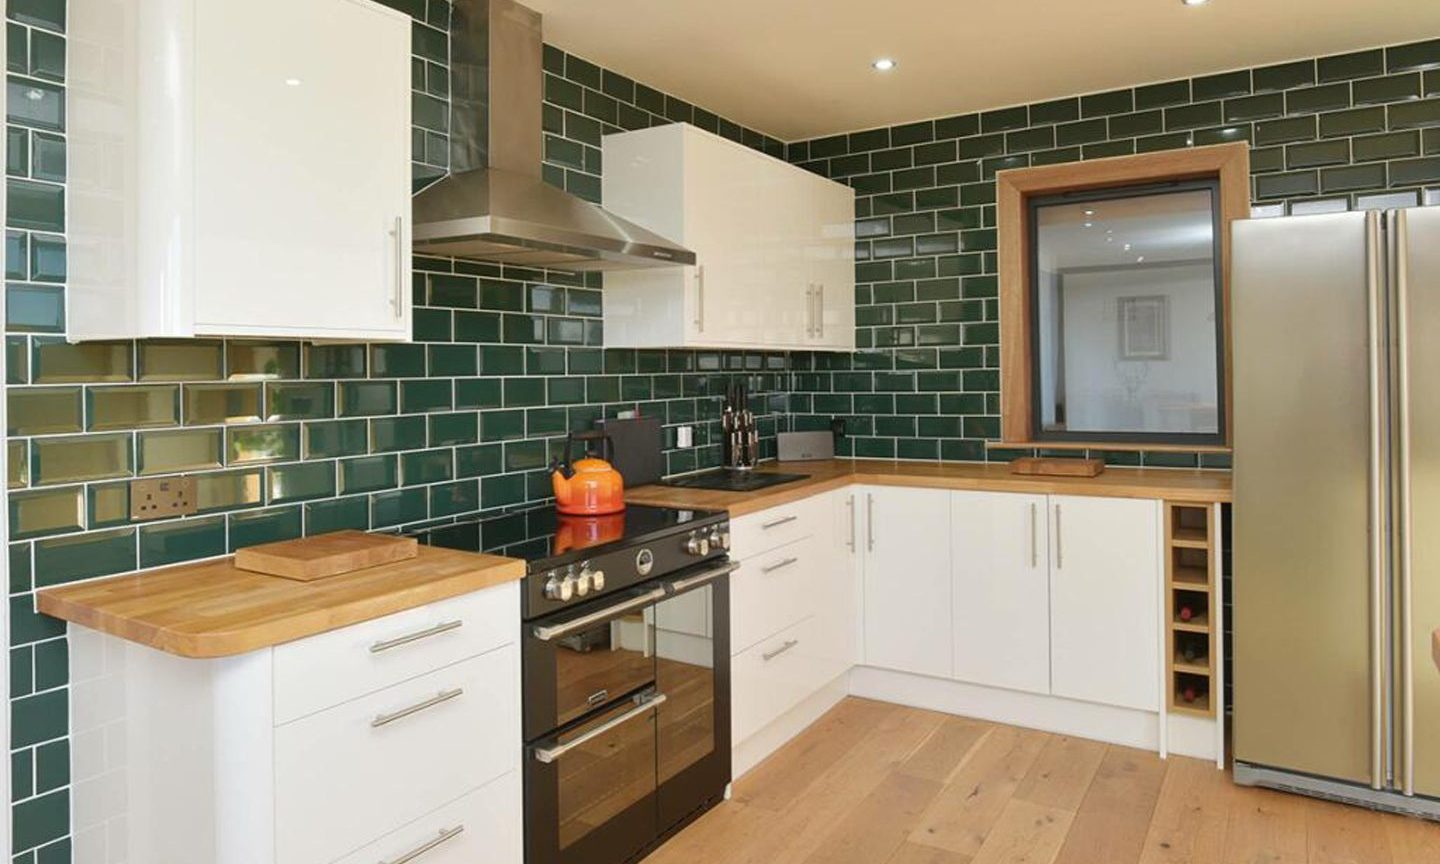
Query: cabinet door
xmin=684 ymin=130 xmax=766 ymax=346
xmin=1048 ymin=495 xmax=1161 ymax=711
xmin=861 ymin=486 xmax=952 ymax=678
xmin=951 ymin=491 xmax=1051 ymax=694
xmin=192 ymin=0 xmax=411 ymax=339
xmin=808 ymin=177 xmax=856 ymax=350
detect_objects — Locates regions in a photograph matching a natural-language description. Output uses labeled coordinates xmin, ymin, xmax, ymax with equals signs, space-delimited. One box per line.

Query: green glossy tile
xmin=546 ymin=377 xmax=585 ymax=405
xmin=1253 ymin=59 xmax=1315 ymax=92
xmin=1390 ymin=156 xmax=1440 ymax=186
xmin=30 ymin=338 xmax=133 ymax=383
xmin=7 ymin=178 xmax=63 ymax=230
xmin=480 ymin=345 xmax=524 ymax=375
xmin=139 ymin=516 xmax=226 ymax=568
xmin=305 ymin=496 xmax=370 ymax=534
xmin=339 ymin=455 xmax=397 ymax=494
xmin=31 ymin=434 xmax=132 ymax=484
xmin=504 ymin=377 xmax=546 ymax=407
xmin=90 ymin=490 xmax=159 ymax=549
xmin=9 ymin=0 xmax=65 ymax=32
xmin=525 ymin=347 xmax=566 ymax=375
xmin=8 ymin=486 xmax=82 ymax=539
xmin=480 ymin=409 xmax=525 ymax=441
xmin=1254 ymin=115 xmax=1317 ymax=146
xmin=370 ymin=415 xmax=427 ymax=452
xmin=88 ymin=384 xmax=179 ymax=431
xmin=371 ymin=487 xmax=428 ymax=528
xmin=504 ymin=439 xmax=547 ymax=472
xmin=138 ymin=341 xmax=223 ymax=381
xmin=34 ymin=527 xmax=136 ymax=586
xmin=194 ymin=469 xmax=263 ymax=514
xmin=267 ymin=461 xmax=335 ymax=504
xmin=6 ymin=282 xmax=64 ymax=332
xmin=4 ymin=231 xmax=25 ymax=279
xmin=1317 ymin=49 xmax=1384 ymax=82
xmin=456 ymin=443 xmax=502 ymax=478
xmin=339 ymin=381 xmax=397 ymax=416
xmin=11 ymin=689 xmax=66 ymax=753
xmin=227 ymin=341 xmax=300 ymax=380
xmin=480 ymin=473 xmax=526 ymax=508
xmin=401 ymin=379 xmax=452 ymax=413
xmin=306 ymin=344 xmax=367 ymax=379
xmin=480 ymin=278 xmax=524 ymax=312
xmin=8 ymin=386 xmax=80 ymax=435
xmin=427 ymin=344 xmax=477 ymax=376
xmin=1287 ymin=139 xmax=1350 ymax=168
xmin=6 ymin=124 xmax=27 ymax=176
xmin=1320 ymin=163 xmax=1385 ymax=192
xmin=185 ymin=383 xmax=262 ymax=425
xmin=27 ymin=231 xmax=63 ymax=280
xmin=137 ymin=428 xmax=223 ymax=475
xmin=1353 ymin=130 xmax=1422 ymax=161
xmin=1388 ymin=98 xmax=1440 ymax=130
xmin=429 ymin=411 xmax=477 ymax=446
xmin=227 ymin=424 xmax=300 ymax=465
xmin=1193 ymin=70 xmax=1251 ymax=101
xmin=370 ymin=343 xmax=426 ymax=378
xmin=427 ymin=273 xmax=478 ymax=308
xmin=1318 ymin=106 xmax=1386 ymax=137
xmin=455 ymin=378 xmax=502 ymax=409
xmin=430 ymin=479 xmax=479 ymax=517
xmin=266 ymin=381 xmax=334 ymax=421
xmin=401 ymin=449 xmax=452 ymax=485
xmin=412 ymin=307 xmax=453 ymax=341
xmin=8 ymin=439 xmax=27 ymax=488
xmin=304 ymin=418 xmax=368 ymax=459
xmin=1353 ymin=73 xmax=1421 ymax=106
xmin=228 ymin=506 xmax=302 ymax=551
xmin=454 ymin=310 xmax=500 ymax=342
xmin=1134 ymin=80 xmax=1190 ymax=110
xmin=33 ymin=737 xmax=67 ymax=793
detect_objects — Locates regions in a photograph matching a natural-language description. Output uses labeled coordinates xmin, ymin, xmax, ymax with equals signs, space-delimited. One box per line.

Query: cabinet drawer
xmin=332 ymin=771 xmax=521 ymax=864
xmin=273 ymin=582 xmax=517 ymax=724
xmin=733 ymin=616 xmax=842 ymax=743
xmin=275 ymin=646 xmax=519 ymax=864
xmin=732 ymin=535 xmax=823 ymax=654
xmin=730 ymin=495 xmax=825 ymax=558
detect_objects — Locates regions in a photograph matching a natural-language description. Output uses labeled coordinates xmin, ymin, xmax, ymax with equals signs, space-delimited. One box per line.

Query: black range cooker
xmin=413 ymin=503 xmax=735 ymax=864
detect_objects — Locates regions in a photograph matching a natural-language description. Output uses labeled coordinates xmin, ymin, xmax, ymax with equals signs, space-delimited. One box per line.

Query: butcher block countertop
xmin=626 ymin=458 xmax=1232 ymax=517
xmin=36 ymin=545 xmax=524 ymax=659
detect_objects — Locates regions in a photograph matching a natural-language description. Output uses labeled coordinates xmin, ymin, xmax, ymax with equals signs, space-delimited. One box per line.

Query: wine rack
xmin=1166 ymin=502 xmax=1217 ymax=716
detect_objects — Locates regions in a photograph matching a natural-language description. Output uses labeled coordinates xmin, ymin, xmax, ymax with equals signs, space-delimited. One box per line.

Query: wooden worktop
xmin=36 ymin=545 xmax=524 ymax=659
xmin=626 ymin=458 xmax=1231 ymax=517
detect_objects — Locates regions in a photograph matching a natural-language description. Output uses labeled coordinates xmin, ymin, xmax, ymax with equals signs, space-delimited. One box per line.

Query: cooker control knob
xmin=708 ymin=527 xmax=728 ymax=550
xmin=590 ymin=569 xmax=606 ymax=591
xmin=685 ymin=532 xmax=710 ymax=556
xmin=543 ymin=571 xmax=573 ymax=601
xmin=574 ymin=571 xmax=591 ymax=597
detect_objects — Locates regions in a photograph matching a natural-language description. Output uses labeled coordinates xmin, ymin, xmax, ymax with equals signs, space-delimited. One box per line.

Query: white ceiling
xmin=526 ymin=0 xmax=1440 ymax=141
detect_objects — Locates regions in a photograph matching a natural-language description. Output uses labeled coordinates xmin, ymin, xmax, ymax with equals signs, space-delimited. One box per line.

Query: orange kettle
xmin=550 ymin=431 xmax=625 ymax=516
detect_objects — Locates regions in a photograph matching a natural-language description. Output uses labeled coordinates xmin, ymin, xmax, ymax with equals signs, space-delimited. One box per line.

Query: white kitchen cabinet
xmin=951 ymin=491 xmax=1052 ymax=695
xmin=859 ymin=486 xmax=953 ymax=679
xmin=1048 ymin=495 xmax=1162 ymax=711
xmin=602 ymin=123 xmax=854 ymax=350
xmin=68 ymin=0 xmax=413 ymax=341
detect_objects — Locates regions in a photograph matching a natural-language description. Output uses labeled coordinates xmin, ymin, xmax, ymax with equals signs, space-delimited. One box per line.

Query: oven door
xmin=524 ymin=584 xmax=664 ymax=741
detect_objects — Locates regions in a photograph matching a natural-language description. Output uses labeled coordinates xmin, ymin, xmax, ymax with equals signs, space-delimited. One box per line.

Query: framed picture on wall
xmin=1118 ymin=295 xmax=1169 ymax=360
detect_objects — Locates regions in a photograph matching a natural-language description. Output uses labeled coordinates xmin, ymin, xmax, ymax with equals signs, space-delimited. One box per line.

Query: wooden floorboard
xmin=641 ymin=698 xmax=1440 ymax=864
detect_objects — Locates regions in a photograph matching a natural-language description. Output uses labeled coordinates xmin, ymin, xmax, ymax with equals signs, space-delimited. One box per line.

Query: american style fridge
xmin=1232 ymin=205 xmax=1440 ymax=816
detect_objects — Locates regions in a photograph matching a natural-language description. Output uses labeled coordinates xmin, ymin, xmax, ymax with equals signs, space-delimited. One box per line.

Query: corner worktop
xmin=626 ymin=458 xmax=1231 ymax=517
xmin=36 ymin=544 xmax=525 ymax=658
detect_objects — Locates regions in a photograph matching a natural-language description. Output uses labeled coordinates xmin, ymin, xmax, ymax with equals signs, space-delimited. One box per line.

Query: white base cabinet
xmin=67 ymin=584 xmax=521 ymax=864
xmin=858 ymin=486 xmax=953 ymax=679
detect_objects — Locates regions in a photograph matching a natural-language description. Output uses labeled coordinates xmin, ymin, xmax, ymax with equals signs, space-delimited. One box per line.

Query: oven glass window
xmin=556 ymin=695 xmax=659 ymax=851
xmin=654 ymin=585 xmax=716 ymax=784
xmin=553 ymin=607 xmax=656 ymax=729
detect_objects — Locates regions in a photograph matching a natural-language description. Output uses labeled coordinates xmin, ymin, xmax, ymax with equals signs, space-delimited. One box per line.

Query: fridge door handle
xmin=1365 ymin=210 xmax=1387 ymax=791
xmin=1393 ymin=208 xmax=1416 ymax=796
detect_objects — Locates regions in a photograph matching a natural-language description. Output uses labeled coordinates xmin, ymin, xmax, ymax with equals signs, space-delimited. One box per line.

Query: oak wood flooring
xmin=641 ymin=698 xmax=1440 ymax=864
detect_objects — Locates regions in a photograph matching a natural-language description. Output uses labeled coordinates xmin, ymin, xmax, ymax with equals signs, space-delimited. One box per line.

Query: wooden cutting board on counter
xmin=234 ymin=530 xmax=418 ymax=582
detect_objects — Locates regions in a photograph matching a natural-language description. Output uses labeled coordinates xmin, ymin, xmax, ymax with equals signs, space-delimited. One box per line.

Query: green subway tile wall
xmin=784 ymin=39 xmax=1440 ymax=469
xmin=2 ymin=0 xmax=790 ymax=857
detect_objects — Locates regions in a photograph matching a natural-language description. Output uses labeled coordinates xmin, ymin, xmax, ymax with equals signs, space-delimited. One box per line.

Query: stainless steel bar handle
xmin=1054 ymin=504 xmax=1062 ymax=570
xmin=805 ymin=284 xmax=815 ymax=337
xmin=391 ymin=216 xmax=405 ymax=318
xmin=846 ymin=495 xmax=856 ymax=551
xmin=371 ymin=687 xmax=464 ymax=728
xmin=369 ymin=619 xmax=463 ymax=654
xmin=1394 ymin=209 xmax=1415 ymax=795
xmin=667 ymin=561 xmax=740 ymax=594
xmin=531 ymin=587 xmax=667 ymax=642
xmin=1029 ymin=503 xmax=1038 ymax=568
xmin=694 ymin=266 xmax=706 ymax=332
xmin=379 ymin=825 xmax=465 ymax=864
xmin=817 ymin=283 xmax=825 ymax=339
xmin=763 ymin=639 xmax=800 ymax=662
xmin=532 ymin=693 xmax=667 ymax=764
xmin=761 ymin=557 xmax=799 ymax=574
xmin=762 ymin=515 xmax=799 ymax=530
xmin=867 ymin=493 xmax=875 ymax=552
xmin=1366 ymin=210 xmax=1387 ymax=789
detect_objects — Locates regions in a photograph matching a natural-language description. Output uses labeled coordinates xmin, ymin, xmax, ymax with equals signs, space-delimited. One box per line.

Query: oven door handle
xmin=531 ymin=587 xmax=667 ymax=642
xmin=666 ymin=561 xmax=740 ymax=595
xmin=532 ymin=692 xmax=668 ymax=764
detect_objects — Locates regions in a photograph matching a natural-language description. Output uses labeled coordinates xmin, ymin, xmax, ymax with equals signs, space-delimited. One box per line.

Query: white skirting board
xmin=1167 ymin=712 xmax=1220 ymax=761
xmin=733 ymin=672 xmax=849 ymax=779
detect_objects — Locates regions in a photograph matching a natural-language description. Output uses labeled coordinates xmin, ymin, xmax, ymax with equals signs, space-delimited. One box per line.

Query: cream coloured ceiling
xmin=525 ymin=0 xmax=1440 ymax=141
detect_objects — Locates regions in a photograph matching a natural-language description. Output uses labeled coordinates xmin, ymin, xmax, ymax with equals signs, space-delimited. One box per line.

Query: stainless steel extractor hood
xmin=412 ymin=0 xmax=694 ymax=271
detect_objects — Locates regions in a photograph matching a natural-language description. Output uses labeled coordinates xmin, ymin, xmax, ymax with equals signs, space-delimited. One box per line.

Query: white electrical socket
xmin=676 ymin=425 xmax=694 ymax=448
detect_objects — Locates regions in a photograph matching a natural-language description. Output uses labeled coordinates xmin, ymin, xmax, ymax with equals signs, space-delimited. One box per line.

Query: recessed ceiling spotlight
xmin=1137 ymin=255 xmax=1146 ymax=262
xmin=1124 ymin=243 xmax=1133 ymax=251
xmin=1181 ymin=0 xmax=1209 ymax=6
xmin=872 ymin=58 xmax=897 ymax=72
xmin=1084 ymin=209 xmax=1096 ymax=216
xmin=284 ymin=78 xmax=303 ymax=87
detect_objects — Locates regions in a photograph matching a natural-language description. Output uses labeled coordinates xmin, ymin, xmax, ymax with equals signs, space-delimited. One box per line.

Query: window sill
xmin=985 ymin=440 xmax=1233 ymax=455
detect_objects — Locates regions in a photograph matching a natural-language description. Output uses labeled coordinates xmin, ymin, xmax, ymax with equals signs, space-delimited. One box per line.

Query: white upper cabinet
xmin=1048 ymin=495 xmax=1162 ymax=711
xmin=602 ymin=123 xmax=855 ymax=351
xmin=68 ymin=0 xmax=413 ymax=342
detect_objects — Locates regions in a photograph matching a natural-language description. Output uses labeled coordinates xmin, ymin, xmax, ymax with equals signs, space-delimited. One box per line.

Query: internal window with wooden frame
xmin=995 ymin=143 xmax=1250 ymax=452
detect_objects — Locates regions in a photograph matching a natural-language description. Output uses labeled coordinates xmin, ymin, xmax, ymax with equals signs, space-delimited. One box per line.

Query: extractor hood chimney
xmin=411 ymin=0 xmax=694 ymax=271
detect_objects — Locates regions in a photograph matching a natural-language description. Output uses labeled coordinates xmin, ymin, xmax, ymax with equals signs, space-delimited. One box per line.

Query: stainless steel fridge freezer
xmin=1232 ymin=206 xmax=1440 ymax=817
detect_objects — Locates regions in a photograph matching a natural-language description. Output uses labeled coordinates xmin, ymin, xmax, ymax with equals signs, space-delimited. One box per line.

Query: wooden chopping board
xmin=234 ymin=530 xmax=418 ymax=582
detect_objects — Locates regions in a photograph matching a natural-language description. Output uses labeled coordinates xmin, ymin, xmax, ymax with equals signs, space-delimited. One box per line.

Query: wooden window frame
xmin=994 ymin=142 xmax=1250 ymax=453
